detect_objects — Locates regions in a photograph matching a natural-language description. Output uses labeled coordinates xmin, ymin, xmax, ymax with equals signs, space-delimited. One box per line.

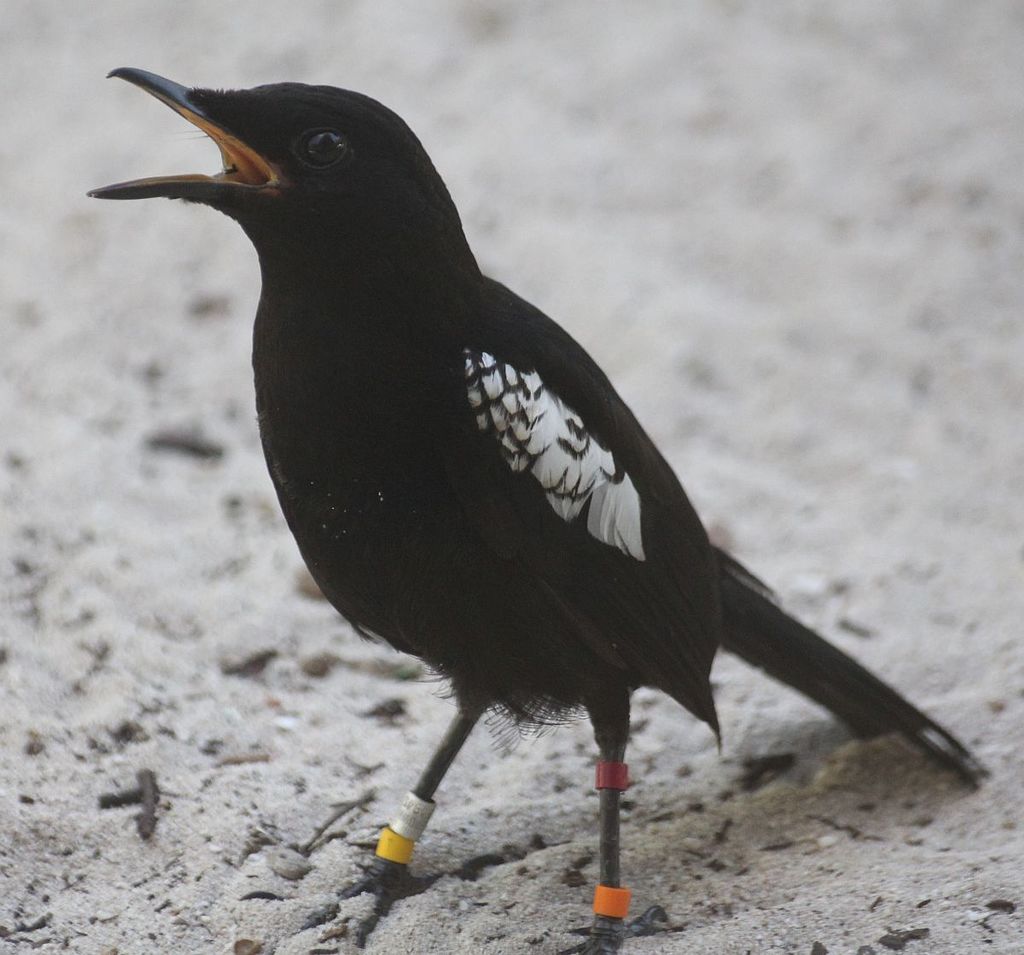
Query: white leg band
xmin=389 ymin=791 xmax=436 ymax=841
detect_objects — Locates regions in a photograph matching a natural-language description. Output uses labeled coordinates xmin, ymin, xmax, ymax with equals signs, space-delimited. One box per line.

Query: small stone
xmin=811 ymin=944 xmax=828 ymax=955
xmin=145 ymin=429 xmax=224 ymax=460
xmin=986 ymin=899 xmax=1016 ymax=913
xmin=188 ymin=293 xmax=231 ymax=319
xmin=363 ymin=698 xmax=407 ymax=724
xmin=233 ymin=941 xmax=263 ymax=955
xmin=877 ymin=927 xmax=929 ymax=950
xmin=319 ymin=923 xmax=348 ymax=941
xmin=109 ymin=720 xmax=148 ymax=745
xmin=24 ymin=731 xmax=45 ymax=756
xmin=837 ymin=617 xmax=875 ymax=639
xmin=300 ymin=652 xmax=340 ymax=678
xmin=562 ymin=868 xmax=585 ymax=887
xmin=266 ymin=846 xmax=313 ymax=881
xmin=219 ymin=649 xmax=277 ymax=677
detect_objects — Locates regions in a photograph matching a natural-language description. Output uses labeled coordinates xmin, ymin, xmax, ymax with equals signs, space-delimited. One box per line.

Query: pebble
xmin=266 ymin=846 xmax=313 ymax=881
xmin=233 ymin=941 xmax=263 ymax=955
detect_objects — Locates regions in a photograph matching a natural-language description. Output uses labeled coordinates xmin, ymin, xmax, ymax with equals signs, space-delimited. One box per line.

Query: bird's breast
xmin=252 ymin=296 xmax=463 ymax=558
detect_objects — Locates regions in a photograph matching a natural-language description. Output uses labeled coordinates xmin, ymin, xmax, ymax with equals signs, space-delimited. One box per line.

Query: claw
xmin=560 ymin=905 xmax=670 ymax=954
xmin=310 ymin=855 xmax=439 ymax=948
xmin=301 ymin=900 xmax=340 ymax=931
xmin=626 ymin=905 xmax=669 ymax=938
xmin=559 ymin=915 xmax=625 ymax=954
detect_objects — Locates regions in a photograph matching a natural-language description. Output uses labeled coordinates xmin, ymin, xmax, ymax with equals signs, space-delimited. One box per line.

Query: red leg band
xmin=595 ymin=760 xmax=629 ymax=791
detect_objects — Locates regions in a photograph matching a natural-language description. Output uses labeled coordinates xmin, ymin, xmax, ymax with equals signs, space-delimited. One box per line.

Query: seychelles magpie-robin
xmin=91 ymin=69 xmax=982 ymax=953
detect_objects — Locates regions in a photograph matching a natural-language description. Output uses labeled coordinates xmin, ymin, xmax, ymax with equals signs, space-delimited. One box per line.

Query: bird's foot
xmin=303 ymin=856 xmax=438 ymax=947
xmin=559 ymin=905 xmax=669 ymax=954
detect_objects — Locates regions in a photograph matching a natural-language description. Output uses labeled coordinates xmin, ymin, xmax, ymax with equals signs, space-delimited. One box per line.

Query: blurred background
xmin=1 ymin=2 xmax=1021 ymax=953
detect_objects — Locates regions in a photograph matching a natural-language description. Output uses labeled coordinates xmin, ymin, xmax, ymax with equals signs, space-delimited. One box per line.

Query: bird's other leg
xmin=308 ymin=708 xmax=479 ymax=947
xmin=588 ymin=689 xmax=632 ymax=953
xmin=561 ymin=687 xmax=669 ymax=955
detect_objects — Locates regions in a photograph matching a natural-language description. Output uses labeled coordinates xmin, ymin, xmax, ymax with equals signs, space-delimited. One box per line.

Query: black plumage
xmin=91 ymin=69 xmax=982 ymax=952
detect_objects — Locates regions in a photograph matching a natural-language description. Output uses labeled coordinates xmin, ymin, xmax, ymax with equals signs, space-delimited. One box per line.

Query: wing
xmin=445 ymin=277 xmax=722 ymax=729
xmin=464 ymin=348 xmax=645 ymax=561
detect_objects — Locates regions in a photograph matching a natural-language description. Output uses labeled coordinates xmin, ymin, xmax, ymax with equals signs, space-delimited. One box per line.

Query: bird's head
xmin=90 ymin=69 xmax=475 ymax=279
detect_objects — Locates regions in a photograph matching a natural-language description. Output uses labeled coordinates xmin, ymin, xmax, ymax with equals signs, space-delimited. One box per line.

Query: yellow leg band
xmin=375 ymin=826 xmax=415 ymax=865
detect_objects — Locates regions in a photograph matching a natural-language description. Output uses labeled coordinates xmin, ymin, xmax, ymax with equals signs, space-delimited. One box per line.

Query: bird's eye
xmin=297 ymin=129 xmax=349 ymax=168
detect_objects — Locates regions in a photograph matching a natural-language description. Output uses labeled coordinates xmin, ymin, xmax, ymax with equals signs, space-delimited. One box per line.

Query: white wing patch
xmin=464 ymin=349 xmax=646 ymax=561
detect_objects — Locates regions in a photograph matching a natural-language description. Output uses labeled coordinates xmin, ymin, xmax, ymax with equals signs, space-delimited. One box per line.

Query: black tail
xmin=717 ymin=550 xmax=984 ymax=786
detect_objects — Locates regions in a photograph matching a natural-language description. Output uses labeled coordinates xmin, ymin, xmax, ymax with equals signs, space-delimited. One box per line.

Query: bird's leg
xmin=560 ymin=689 xmax=632 ymax=954
xmin=586 ymin=743 xmax=632 ymax=949
xmin=561 ymin=689 xmax=669 ymax=954
xmin=309 ymin=708 xmax=479 ymax=946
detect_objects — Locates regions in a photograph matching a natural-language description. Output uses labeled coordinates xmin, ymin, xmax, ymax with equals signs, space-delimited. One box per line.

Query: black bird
xmin=91 ymin=69 xmax=982 ymax=953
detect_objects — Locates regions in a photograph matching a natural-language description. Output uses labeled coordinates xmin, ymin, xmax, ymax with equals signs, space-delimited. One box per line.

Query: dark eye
xmin=297 ymin=129 xmax=349 ymax=168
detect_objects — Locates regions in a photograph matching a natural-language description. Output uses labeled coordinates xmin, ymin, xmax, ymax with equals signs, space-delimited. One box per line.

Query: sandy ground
xmin=2 ymin=2 xmax=1022 ymax=953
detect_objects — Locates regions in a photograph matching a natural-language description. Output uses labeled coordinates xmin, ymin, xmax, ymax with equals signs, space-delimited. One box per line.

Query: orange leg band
xmin=593 ymin=884 xmax=631 ymax=919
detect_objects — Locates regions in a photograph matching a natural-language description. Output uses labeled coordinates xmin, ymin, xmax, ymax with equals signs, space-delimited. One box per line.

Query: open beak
xmin=89 ymin=68 xmax=281 ymax=202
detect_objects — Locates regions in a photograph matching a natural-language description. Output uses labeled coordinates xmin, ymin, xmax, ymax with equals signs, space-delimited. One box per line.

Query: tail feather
xmin=717 ymin=550 xmax=984 ymax=786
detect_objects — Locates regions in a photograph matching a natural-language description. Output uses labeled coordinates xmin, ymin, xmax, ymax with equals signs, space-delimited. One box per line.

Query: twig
xmin=98 ymin=769 xmax=161 ymax=840
xmin=136 ymin=769 xmax=159 ymax=839
xmin=216 ymin=751 xmax=272 ymax=767
xmin=299 ymin=790 xmax=376 ymax=855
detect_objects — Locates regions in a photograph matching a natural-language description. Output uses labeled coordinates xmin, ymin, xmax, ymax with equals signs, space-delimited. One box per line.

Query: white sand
xmin=2 ymin=2 xmax=1021 ymax=953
